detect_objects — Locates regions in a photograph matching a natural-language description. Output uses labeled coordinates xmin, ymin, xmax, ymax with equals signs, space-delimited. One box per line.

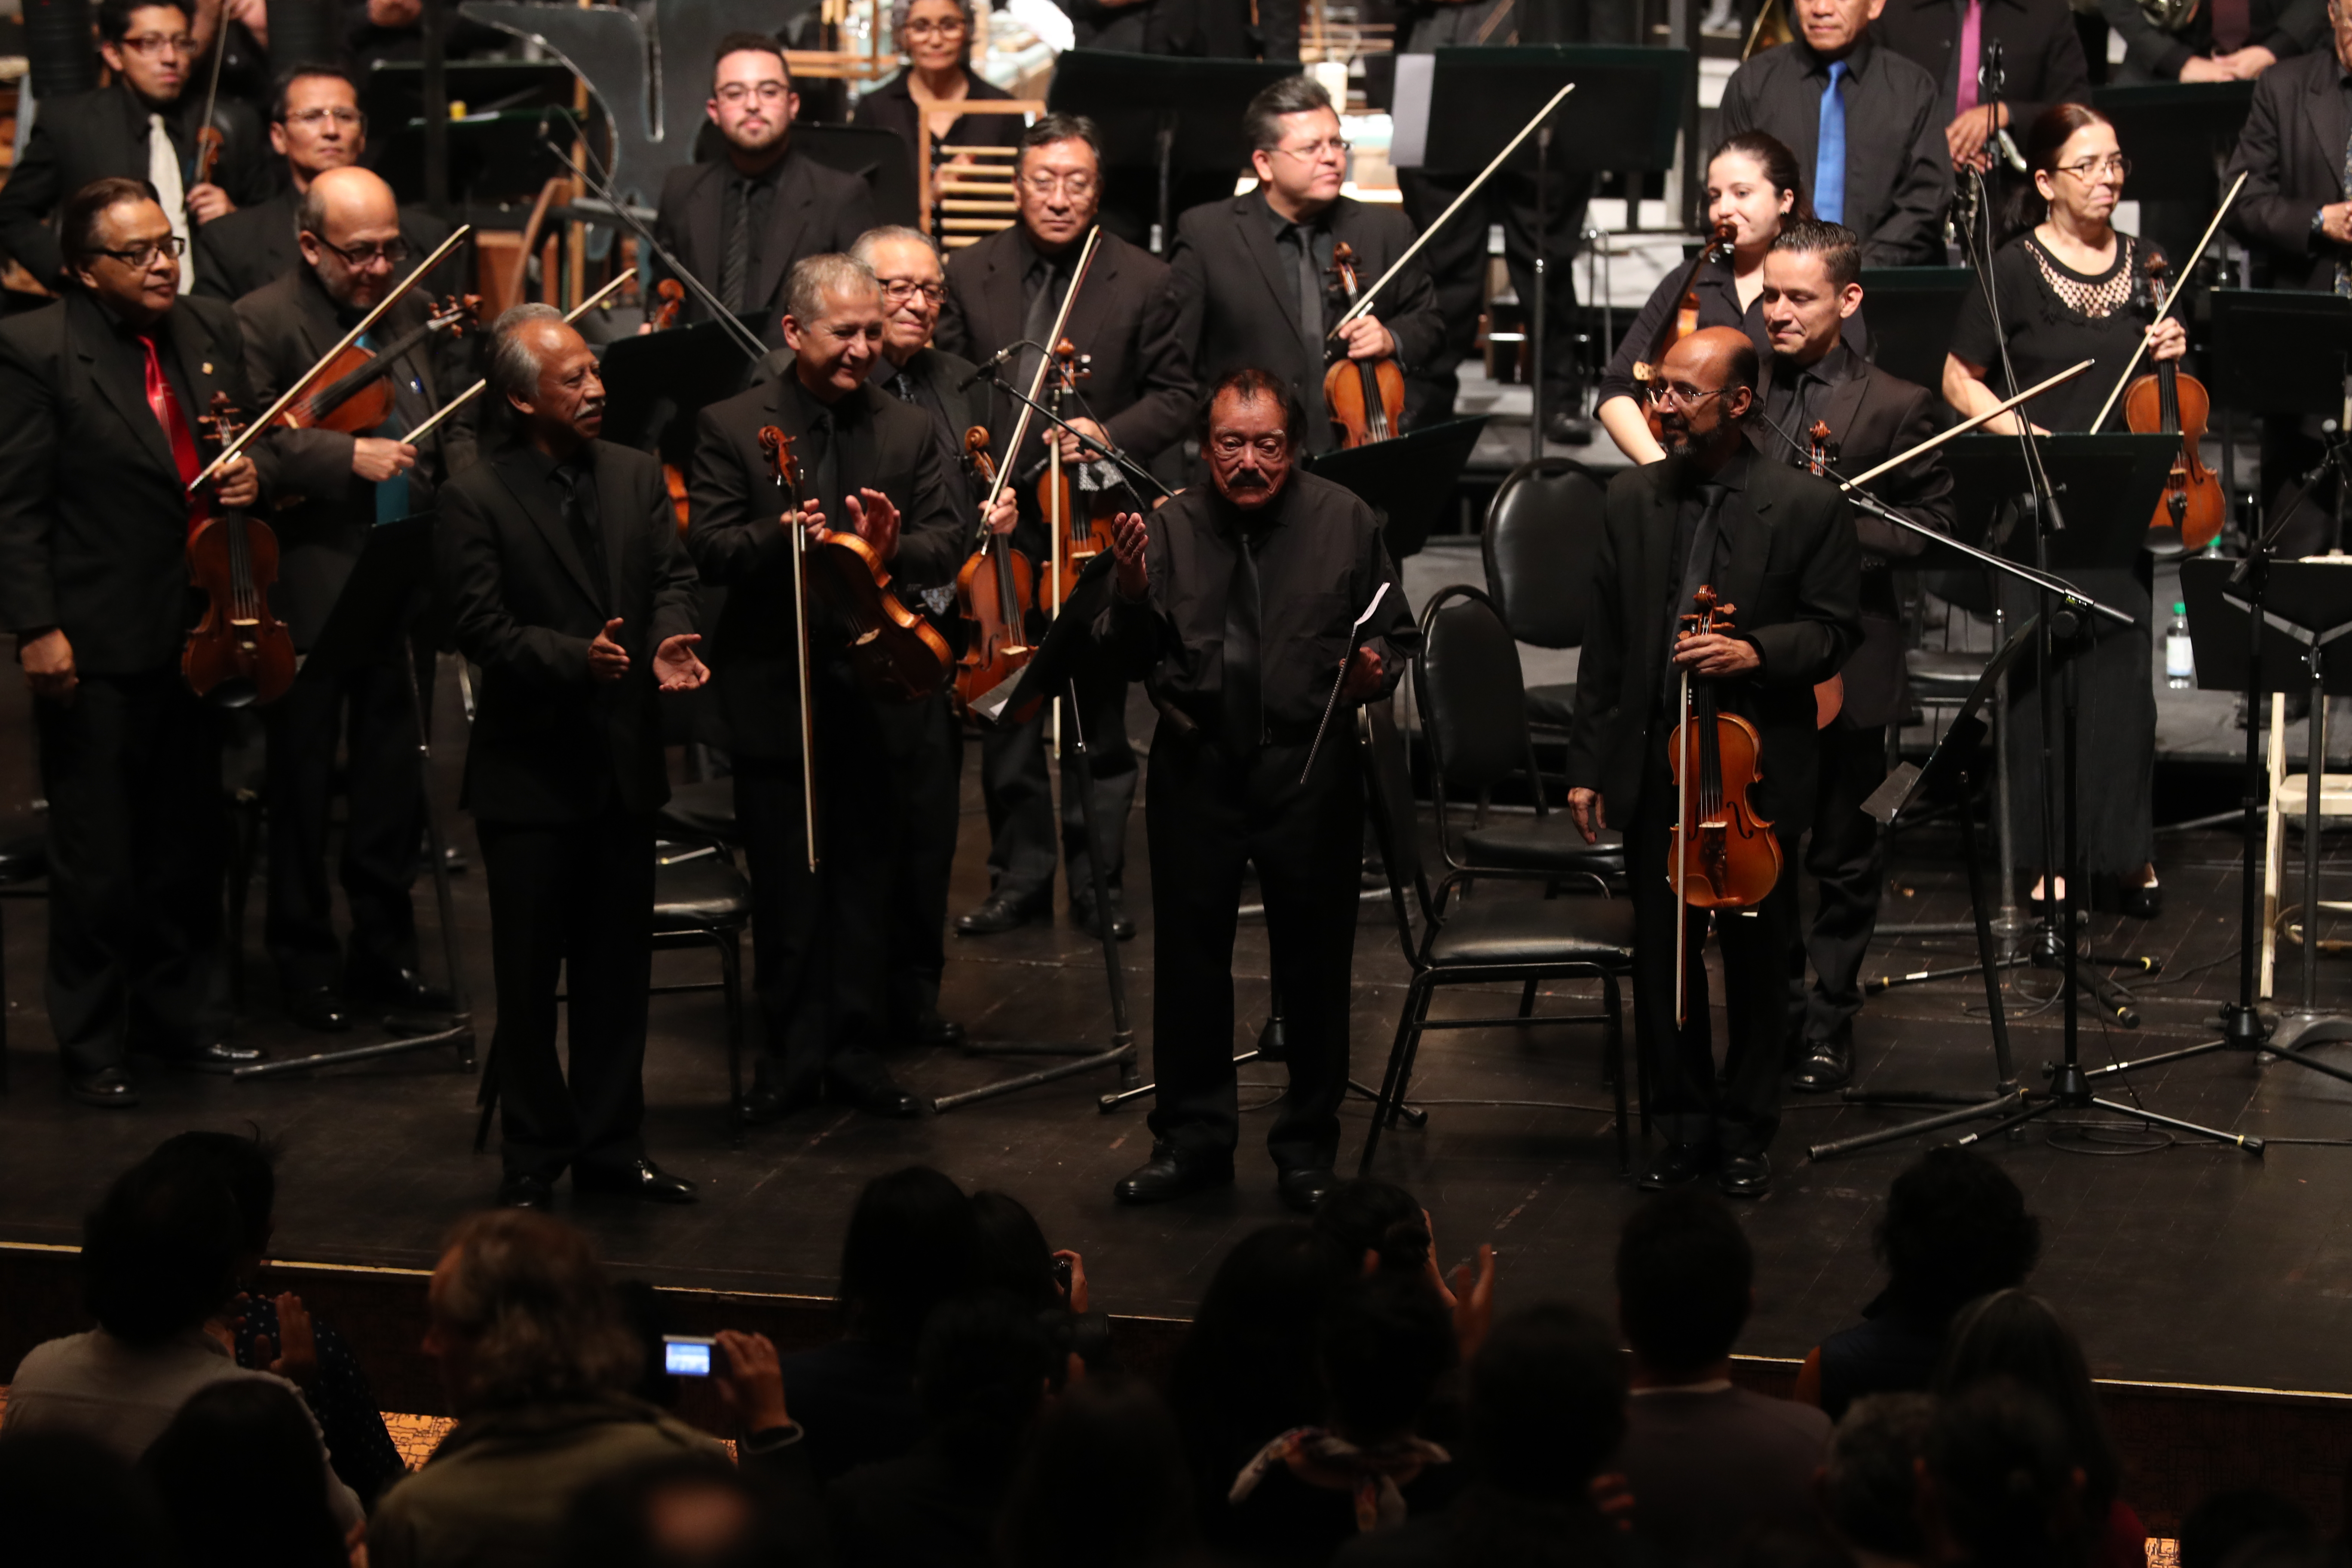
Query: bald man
xmin=236 ymin=164 xmax=480 ymax=1035
xmin=1563 ymin=326 xmax=1861 ymax=1198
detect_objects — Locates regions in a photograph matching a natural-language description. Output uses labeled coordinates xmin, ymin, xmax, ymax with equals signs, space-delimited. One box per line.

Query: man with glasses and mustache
xmin=0 ymin=176 xmax=283 ymax=1106
xmin=0 ymin=0 xmax=269 ymax=292
xmin=935 ymin=113 xmax=1196 ymax=943
xmin=1093 ymin=368 xmax=1416 ymax=1211
xmin=651 ymin=33 xmax=879 ymax=351
xmin=233 ymin=165 xmax=478 ymax=1038
xmin=1563 ymin=326 xmax=1859 ymax=1200
xmin=1170 ymin=74 xmax=1442 ymax=456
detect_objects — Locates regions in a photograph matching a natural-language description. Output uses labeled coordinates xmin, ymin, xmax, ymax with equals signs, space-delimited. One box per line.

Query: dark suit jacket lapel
xmin=493 ymin=447 xmax=604 ymax=609
xmin=73 ymin=298 xmax=182 ymax=481
xmin=1635 ymin=466 xmax=1676 ymax=666
xmin=2308 ymin=64 xmax=2350 ymax=199
xmin=979 ymin=232 xmax=1026 ymax=380
xmin=1230 ymin=196 xmax=1300 ymax=351
xmin=687 ymin=162 xmax=725 ymax=294
xmin=1818 ymin=365 xmax=1871 ymax=456
xmin=1062 ymin=236 xmax=1121 ymax=371
xmin=1723 ymin=467 xmax=1777 ymax=609
xmin=164 ymin=303 xmax=240 ymax=440
xmin=753 ymin=153 xmax=817 ymax=317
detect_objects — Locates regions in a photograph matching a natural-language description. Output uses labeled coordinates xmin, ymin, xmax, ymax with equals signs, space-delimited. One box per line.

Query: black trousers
xmin=977 ymin=670 xmax=1136 ymax=908
xmin=34 ymin=668 xmax=229 ymax=1075
xmin=477 ymin=803 xmax=653 ymax=1181
xmin=879 ymin=691 xmax=963 ymax=1026
xmin=1398 ymin=165 xmax=1592 ymax=422
xmin=263 ymin=651 xmax=423 ymax=995
xmin=1144 ymin=720 xmax=1364 ymax=1174
xmin=1625 ymin=747 xmax=1798 ymax=1157
xmin=1791 ymin=719 xmax=1891 ymax=1051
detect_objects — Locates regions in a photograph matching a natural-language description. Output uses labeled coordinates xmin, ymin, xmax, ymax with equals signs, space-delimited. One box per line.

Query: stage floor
xmin=2 ymin=642 xmax=2349 ymax=1398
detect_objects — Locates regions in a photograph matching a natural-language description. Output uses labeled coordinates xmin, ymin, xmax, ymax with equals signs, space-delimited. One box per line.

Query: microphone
xmin=958 ymin=341 xmax=1029 ymax=390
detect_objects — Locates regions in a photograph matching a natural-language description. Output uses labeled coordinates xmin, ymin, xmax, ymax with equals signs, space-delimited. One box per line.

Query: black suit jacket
xmin=0 ymin=291 xmax=286 ymax=674
xmin=1871 ymin=0 xmax=2091 ymax=130
xmin=685 ymin=377 xmax=965 ymax=759
xmin=1718 ymin=37 xmax=1953 ymax=266
xmin=236 ymin=264 xmax=479 ymax=647
xmin=193 ymin=189 xmax=463 ymax=304
xmin=436 ymin=440 xmax=699 ymax=822
xmin=1168 ymin=191 xmax=1445 ymax=455
xmin=2100 ymin=0 xmax=2324 ymax=79
xmin=1565 ymin=452 xmax=1862 ymax=833
xmin=2225 ymin=47 xmax=2352 ymax=291
xmin=650 ymin=148 xmax=881 ymax=350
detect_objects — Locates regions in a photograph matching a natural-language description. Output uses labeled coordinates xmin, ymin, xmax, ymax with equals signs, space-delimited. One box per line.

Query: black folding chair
xmin=1479 ymin=457 xmax=1608 ymax=739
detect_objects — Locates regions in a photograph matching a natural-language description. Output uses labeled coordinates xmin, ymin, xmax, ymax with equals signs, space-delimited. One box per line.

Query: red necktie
xmin=2211 ymin=0 xmax=2249 ymax=53
xmin=137 ymin=330 xmax=208 ymax=536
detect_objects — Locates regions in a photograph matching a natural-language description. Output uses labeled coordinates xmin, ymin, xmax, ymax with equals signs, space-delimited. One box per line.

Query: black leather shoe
xmin=497 ymin=1172 xmax=553 ymax=1209
xmin=1718 ymin=1152 xmax=1772 ymax=1198
xmin=353 ymin=968 xmax=458 ymax=1017
xmin=1072 ymin=894 xmax=1136 ymax=941
xmin=737 ymin=1081 xmax=821 ymax=1126
xmin=1791 ymin=1035 xmax=1853 ymax=1094
xmin=67 ymin=1067 xmax=139 ymax=1109
xmin=170 ymin=1041 xmax=266 ymax=1073
xmin=830 ymin=1069 xmax=922 ymax=1119
xmin=1638 ymin=1143 xmax=1710 ymax=1190
xmin=286 ymin=988 xmax=352 ymax=1033
xmin=1546 ymin=408 xmax=1596 ymax=447
xmin=903 ymin=1010 xmax=966 ymax=1049
xmin=1277 ymin=1166 xmax=1338 ymax=1214
xmin=957 ymin=892 xmax=1044 ymax=937
xmin=574 ymin=1158 xmax=697 ymax=1204
xmin=1114 ymin=1146 xmax=1234 ymax=1205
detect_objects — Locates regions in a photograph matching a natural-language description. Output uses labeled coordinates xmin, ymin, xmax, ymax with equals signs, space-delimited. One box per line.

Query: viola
xmin=268 ymin=294 xmax=479 ymax=435
xmin=952 ymin=426 xmax=1041 ymax=723
xmin=1804 ymin=420 xmax=1846 ymax=730
xmin=183 ymin=393 xmax=297 ymax=707
xmin=2122 ymin=254 xmax=2223 ymax=552
xmin=1323 ymin=241 xmax=1406 ymax=448
xmin=1665 ymin=586 xmax=1782 ymax=1025
xmin=1035 ymin=338 xmax=1117 ymax=613
xmin=1638 ymin=217 xmax=1740 ymax=443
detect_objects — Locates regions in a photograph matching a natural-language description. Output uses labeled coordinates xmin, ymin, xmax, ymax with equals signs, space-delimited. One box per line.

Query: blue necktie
xmin=1816 ymin=61 xmax=1849 ymax=226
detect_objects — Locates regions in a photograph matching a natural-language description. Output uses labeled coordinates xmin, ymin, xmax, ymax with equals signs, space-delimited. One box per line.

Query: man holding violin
xmin=1168 ymin=74 xmax=1442 ymax=456
xmin=235 ymin=165 xmax=478 ymax=1036
xmin=0 ymin=176 xmax=280 ymax=1106
xmin=689 ymin=253 xmax=1016 ymax=1123
xmin=1565 ymin=326 xmax=1859 ymax=1199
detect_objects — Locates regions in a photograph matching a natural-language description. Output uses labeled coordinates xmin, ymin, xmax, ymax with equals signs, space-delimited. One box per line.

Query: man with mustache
xmin=1564 ymin=326 xmax=1860 ymax=1199
xmin=1093 ymin=368 xmax=1418 ymax=1213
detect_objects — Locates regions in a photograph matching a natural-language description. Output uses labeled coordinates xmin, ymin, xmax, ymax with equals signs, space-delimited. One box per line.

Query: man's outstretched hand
xmin=653 ymin=634 xmax=709 ymax=692
xmin=1109 ymin=511 xmax=1148 ymax=599
xmin=842 ymin=487 xmax=901 ymax=561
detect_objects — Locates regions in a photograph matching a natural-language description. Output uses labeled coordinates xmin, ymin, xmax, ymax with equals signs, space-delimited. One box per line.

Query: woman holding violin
xmin=1943 ymin=103 xmax=2185 ymax=918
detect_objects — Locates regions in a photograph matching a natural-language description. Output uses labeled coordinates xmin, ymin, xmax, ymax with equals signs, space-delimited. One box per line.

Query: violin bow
xmin=190 ymin=223 xmax=475 ymax=490
xmin=404 ymin=272 xmax=631 ymax=446
xmin=191 ymin=6 xmax=228 ymax=191
xmin=760 ymin=425 xmax=821 ymax=873
xmin=1328 ymin=82 xmax=1575 ymax=339
xmin=1297 ymin=583 xmax=1392 ymax=784
xmin=1837 ymin=359 xmax=2093 ymax=490
xmin=984 ymin=225 xmax=1101 ymax=512
xmin=2085 ymin=170 xmax=2247 ymax=435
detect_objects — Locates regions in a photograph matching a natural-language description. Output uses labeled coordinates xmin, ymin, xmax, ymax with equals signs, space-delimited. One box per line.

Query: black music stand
xmin=2090 ymin=82 xmax=2256 ymax=201
xmin=1045 ymin=51 xmax=1294 ymax=254
xmin=598 ymin=319 xmax=764 ymax=470
xmin=1942 ymin=433 xmax=2177 ymax=565
xmin=233 ymin=512 xmax=478 ymax=1079
xmin=1857 ymin=268 xmax=1972 ymax=392
xmin=1305 ymin=415 xmax=1489 ymax=560
xmin=2211 ymin=290 xmax=2352 ymax=554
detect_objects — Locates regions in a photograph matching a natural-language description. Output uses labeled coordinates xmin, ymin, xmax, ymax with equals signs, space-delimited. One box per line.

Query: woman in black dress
xmin=852 ymin=0 xmax=1028 ymax=190
xmin=1942 ymin=103 xmax=2187 ymax=917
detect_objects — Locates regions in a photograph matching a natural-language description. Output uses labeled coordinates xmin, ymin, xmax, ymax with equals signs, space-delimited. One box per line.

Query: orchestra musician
xmin=1565 ymin=326 xmax=1861 ymax=1199
xmin=850 ymin=0 xmax=1026 ymax=188
xmin=194 ymin=64 xmax=460 ymax=305
xmin=2099 ymin=0 xmax=2318 ymax=80
xmin=0 ymin=176 xmax=280 ymax=1106
xmin=1095 ymin=368 xmax=1418 ymax=1212
xmin=650 ymin=34 xmax=880 ymax=351
xmin=234 ymin=166 xmax=477 ymax=1036
xmin=1942 ymin=104 xmax=2186 ymax=919
xmin=1718 ymin=0 xmax=1953 ymax=265
xmin=0 ymin=0 xmax=267 ymax=293
xmin=1870 ymin=0 xmax=2092 ymax=171
xmin=437 ymin=306 xmax=710 ymax=1210
xmin=934 ymin=113 xmax=1197 ymax=943
xmin=1752 ymin=219 xmax=1956 ymax=1094
xmin=688 ymin=254 xmax=1015 ymax=1122
xmin=1168 ymin=74 xmax=1443 ymax=456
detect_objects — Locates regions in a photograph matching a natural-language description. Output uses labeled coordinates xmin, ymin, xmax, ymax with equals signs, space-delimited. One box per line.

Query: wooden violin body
xmin=810 ymin=531 xmax=954 ymax=703
xmin=1323 ymin=241 xmax=1406 ymax=448
xmin=184 ymin=394 xmax=296 ymax=707
xmin=1666 ymin=588 xmax=1782 ymax=1022
xmin=646 ymin=282 xmax=693 ymax=534
xmin=952 ymin=427 xmax=1039 ymax=720
xmin=1037 ymin=338 xmax=1116 ymax=608
xmin=2124 ymin=256 xmax=2223 ymax=552
xmin=268 ymin=295 xmax=478 ymax=436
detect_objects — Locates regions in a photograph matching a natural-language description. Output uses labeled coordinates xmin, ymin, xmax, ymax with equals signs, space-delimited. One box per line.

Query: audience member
xmin=2180 ymin=1489 xmax=2318 ymax=1568
xmin=1935 ymin=1290 xmax=2144 ymax=1568
xmin=559 ymin=1451 xmax=802 ymax=1568
xmin=1611 ymin=1191 xmax=1831 ymax=1568
xmin=1919 ymin=1381 xmax=2090 ymax=1568
xmin=782 ymin=1165 xmax=983 ymax=1480
xmin=972 ymin=1189 xmax=1084 ymax=1312
xmin=1799 ymin=1147 xmax=2041 ymax=1418
xmin=1817 ymin=1393 xmax=1936 ymax=1568
xmin=140 ymin=1379 xmax=351 ymax=1568
xmin=1310 ymin=1180 xmax=1498 ymax=1366
xmin=0 ymin=1155 xmax=361 ymax=1531
xmin=0 ymin=1428 xmax=173 ymax=1568
xmin=997 ymin=1377 xmax=1199 ymax=1568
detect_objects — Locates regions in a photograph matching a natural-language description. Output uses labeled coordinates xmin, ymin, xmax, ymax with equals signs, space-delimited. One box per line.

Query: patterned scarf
xmin=1229 ymin=1427 xmax=1453 ymax=1534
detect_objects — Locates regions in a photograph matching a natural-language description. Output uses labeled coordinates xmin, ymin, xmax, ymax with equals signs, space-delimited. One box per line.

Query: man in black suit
xmin=2101 ymin=0 xmax=2320 ymax=80
xmin=0 ymin=0 xmax=266 ymax=292
xmin=688 ymin=253 xmax=1013 ymax=1121
xmin=1565 ymin=326 xmax=1860 ymax=1198
xmin=437 ymin=304 xmax=709 ymax=1209
xmin=934 ymin=113 xmax=1197 ymax=941
xmin=1169 ymin=74 xmax=1442 ymax=457
xmin=195 ymin=64 xmax=459 ymax=305
xmin=1752 ymin=220 xmax=1954 ymax=1093
xmin=1719 ymin=0 xmax=1953 ymax=266
xmin=651 ymin=33 xmax=881 ymax=352
xmin=0 ymin=177 xmax=278 ymax=1105
xmin=1872 ymin=0 xmax=2092 ymax=171
xmin=237 ymin=166 xmax=477 ymax=1036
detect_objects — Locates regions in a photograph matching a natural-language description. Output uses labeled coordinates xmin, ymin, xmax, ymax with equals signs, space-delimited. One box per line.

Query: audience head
xmin=1761 ymin=219 xmax=1864 ymax=370
xmin=141 ymin=1381 xmax=349 ymax=1568
xmin=849 ymin=224 xmax=946 ymax=364
xmin=1874 ymin=1146 xmax=2040 ymax=1324
xmin=270 ymin=65 xmax=367 ymax=186
xmin=98 ymin=0 xmax=194 ymax=107
xmin=915 ymin=1291 xmax=1056 ymax=1450
xmin=83 ymin=1149 xmax=242 ymax=1345
xmin=1791 ymin=0 xmax=1878 ymax=61
xmin=1819 ymin=1393 xmax=1936 ymax=1563
xmin=0 ymin=1430 xmax=172 ymax=1568
xmin=2009 ymin=104 xmax=2123 ymax=245
xmin=1707 ymin=131 xmax=1807 ymax=255
xmin=782 ymin=252 xmax=886 ymax=401
xmin=1016 ymin=114 xmax=1102 ymax=251
xmin=1246 ymin=74 xmax=1346 ymax=221
xmin=894 ymin=0 xmax=975 ymax=70
xmin=298 ymin=166 xmax=409 ymax=311
xmin=63 ymin=179 xmax=180 ymax=324
xmin=998 ymin=1378 xmax=1196 ymax=1568
xmin=1170 ymin=1223 xmax=1353 ymax=1454
xmin=1936 ymin=1289 xmax=2118 ymax=1513
xmin=970 ymin=1189 xmax=1062 ymax=1310
xmin=423 ymin=1210 xmax=642 ymax=1415
xmin=838 ymin=1164 xmax=980 ymax=1348
xmin=1921 ymin=1380 xmax=2090 ymax=1568
xmin=1467 ymin=1303 xmax=1627 ymax=1498
xmin=707 ymin=32 xmax=795 ymax=159
xmin=1616 ymin=1189 xmax=1754 ymax=1380
xmin=490 ymin=304 xmax=605 ymax=453
xmin=2180 ymin=1489 xmax=2317 ymax=1568
xmin=558 ymin=1452 xmax=787 ymax=1568
xmin=1203 ymin=368 xmax=1303 ymax=511
xmin=1318 ymin=1272 xmax=1457 ymax=1443
xmin=147 ymin=1128 xmax=277 ymax=1265
xmin=1313 ymin=1177 xmax=1435 ymax=1280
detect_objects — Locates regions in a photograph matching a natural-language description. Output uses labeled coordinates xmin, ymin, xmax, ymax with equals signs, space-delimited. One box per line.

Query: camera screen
xmin=663 ymin=1339 xmax=713 ymax=1377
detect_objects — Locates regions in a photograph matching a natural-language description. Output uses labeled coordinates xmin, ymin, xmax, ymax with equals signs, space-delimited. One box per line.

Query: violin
xmin=1035 ymin=338 xmax=1117 ymax=613
xmin=1639 ymin=217 xmax=1740 ymax=444
xmin=646 ymin=280 xmax=692 ymax=534
xmin=758 ymin=425 xmax=821 ymax=870
xmin=1665 ymin=586 xmax=1782 ymax=1026
xmin=952 ymin=426 xmax=1041 ymax=722
xmin=1323 ymin=241 xmax=1406 ymax=448
xmin=1804 ymin=420 xmax=1845 ymax=730
xmin=2122 ymin=254 xmax=2223 ymax=553
xmin=269 ymin=294 xmax=479 ymax=435
xmin=183 ymin=394 xmax=297 ymax=707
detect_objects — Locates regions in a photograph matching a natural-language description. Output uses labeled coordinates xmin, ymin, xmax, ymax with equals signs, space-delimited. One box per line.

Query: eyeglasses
xmin=117 ymin=31 xmax=196 ymax=55
xmin=714 ymin=81 xmax=790 ymax=105
xmin=2054 ymin=154 xmax=2130 ymax=183
xmin=1210 ymin=433 xmax=1289 ymax=459
xmin=314 ymin=235 xmax=411 ymax=268
xmin=92 ymin=235 xmax=187 ymax=268
xmin=283 ymin=106 xmax=364 ymax=129
xmin=878 ymin=279 xmax=946 ymax=305
xmin=1020 ymin=172 xmax=1096 ymax=199
xmin=903 ymin=16 xmax=968 ymax=37
xmin=1270 ymin=137 xmax=1351 ymax=162
xmin=1644 ymin=381 xmax=1725 ymax=409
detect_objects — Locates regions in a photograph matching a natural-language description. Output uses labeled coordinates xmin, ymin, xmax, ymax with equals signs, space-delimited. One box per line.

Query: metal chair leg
xmin=718 ymin=928 xmax=745 ymax=1147
xmin=1518 ymin=978 xmax=1538 ymax=1019
xmin=1360 ymin=977 xmax=1428 ymax=1173
xmin=1606 ymin=976 xmax=1629 ymax=1173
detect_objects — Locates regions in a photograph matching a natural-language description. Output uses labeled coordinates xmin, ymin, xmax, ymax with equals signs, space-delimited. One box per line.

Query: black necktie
xmin=552 ymin=460 xmax=609 ymax=610
xmin=1667 ymin=481 xmax=1730 ymax=672
xmin=1286 ymin=222 xmax=1329 ymax=445
xmin=719 ymin=177 xmax=753 ymax=314
xmin=1223 ymin=524 xmax=1264 ymax=760
xmin=805 ymin=406 xmax=843 ymax=531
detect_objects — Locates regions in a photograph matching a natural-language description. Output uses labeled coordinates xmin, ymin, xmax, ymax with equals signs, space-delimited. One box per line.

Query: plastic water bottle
xmin=2166 ymin=602 xmax=2194 ymax=689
